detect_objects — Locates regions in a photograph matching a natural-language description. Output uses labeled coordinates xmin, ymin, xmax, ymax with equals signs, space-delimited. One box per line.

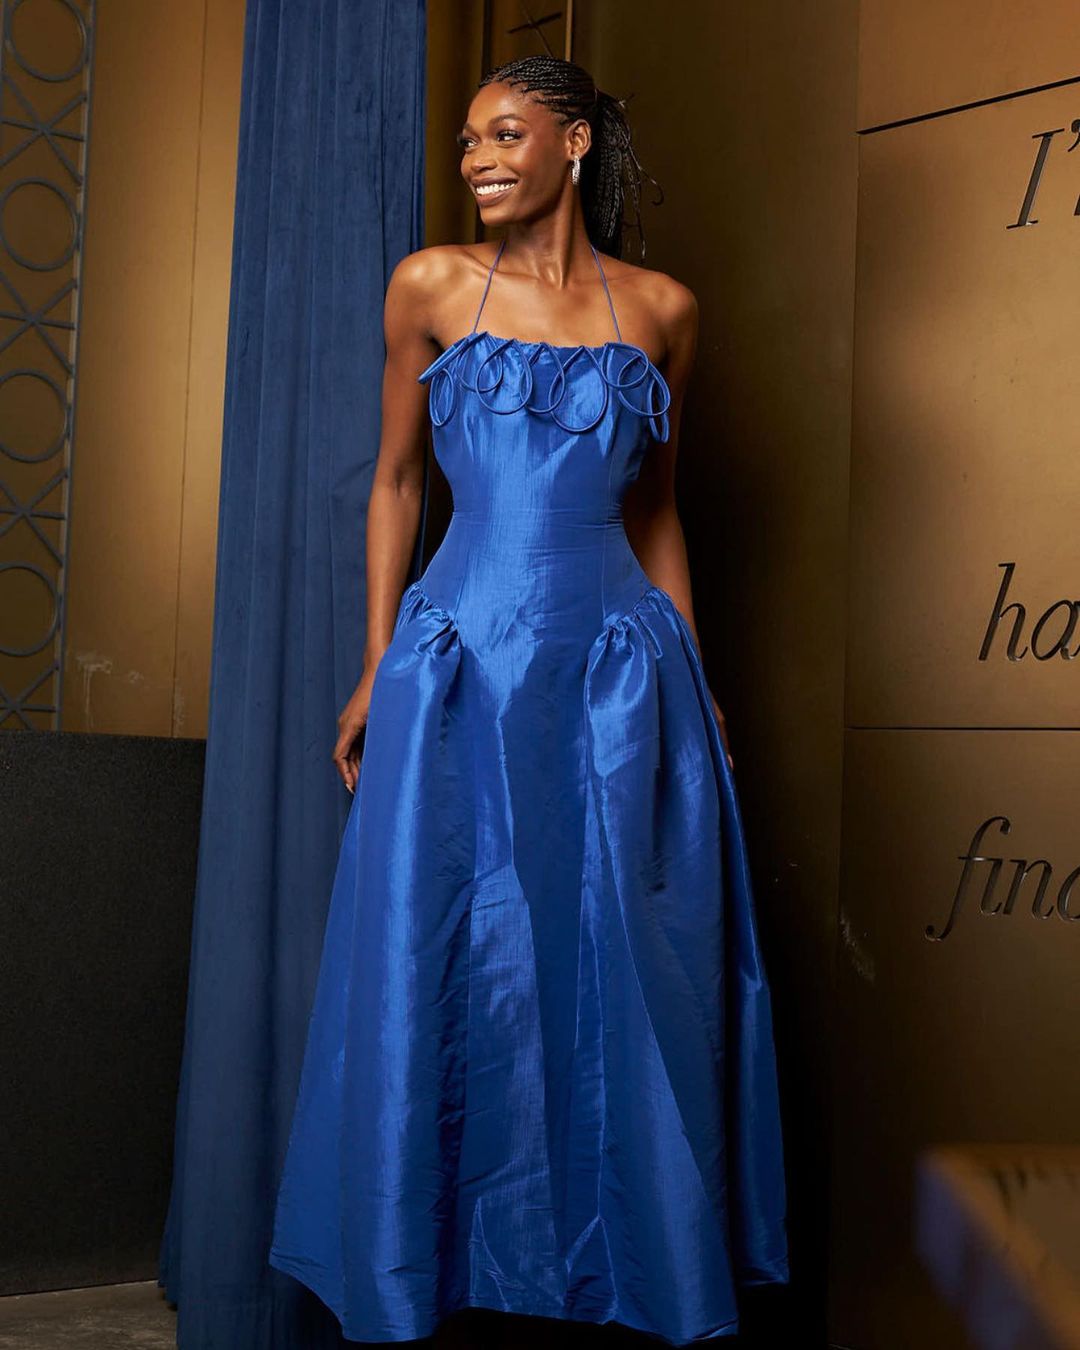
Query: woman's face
xmin=457 ymin=81 xmax=588 ymax=223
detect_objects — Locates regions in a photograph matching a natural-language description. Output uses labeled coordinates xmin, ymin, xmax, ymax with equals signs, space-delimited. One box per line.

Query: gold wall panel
xmin=62 ymin=0 xmax=244 ymax=737
xmin=848 ymin=82 xmax=1080 ymax=729
xmin=830 ymin=729 xmax=1080 ymax=1350
xmin=424 ymin=0 xmax=485 ymax=250
xmin=173 ymin=0 xmax=247 ymax=740
xmin=859 ymin=1 xmax=1080 ymax=131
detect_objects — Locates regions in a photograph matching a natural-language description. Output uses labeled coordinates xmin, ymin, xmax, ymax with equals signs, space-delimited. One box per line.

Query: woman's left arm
xmin=622 ymin=281 xmax=734 ymax=769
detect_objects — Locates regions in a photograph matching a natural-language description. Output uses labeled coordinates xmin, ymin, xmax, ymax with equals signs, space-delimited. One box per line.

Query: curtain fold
xmin=158 ymin=3 xmax=427 ymax=1345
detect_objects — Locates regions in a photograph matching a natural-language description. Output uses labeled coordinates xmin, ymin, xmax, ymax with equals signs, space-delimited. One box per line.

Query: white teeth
xmin=476 ymin=181 xmax=516 ymax=196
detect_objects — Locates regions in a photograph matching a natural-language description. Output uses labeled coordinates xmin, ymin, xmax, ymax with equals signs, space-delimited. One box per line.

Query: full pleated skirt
xmin=268 ymin=582 xmax=789 ymax=1345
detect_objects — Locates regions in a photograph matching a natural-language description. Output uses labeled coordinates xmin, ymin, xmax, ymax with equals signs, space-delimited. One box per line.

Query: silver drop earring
xmin=571 ymin=154 xmax=580 ymax=186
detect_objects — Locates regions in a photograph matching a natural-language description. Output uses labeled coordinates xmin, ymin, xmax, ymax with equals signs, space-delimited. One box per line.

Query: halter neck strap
xmin=469 ymin=238 xmax=507 ymax=334
xmin=468 ymin=238 xmax=623 ymax=342
xmin=590 ymin=242 xmax=623 ymax=341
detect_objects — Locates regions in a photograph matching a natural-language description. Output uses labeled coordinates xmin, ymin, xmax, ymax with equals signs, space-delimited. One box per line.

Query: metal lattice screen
xmin=0 ymin=0 xmax=95 ymax=730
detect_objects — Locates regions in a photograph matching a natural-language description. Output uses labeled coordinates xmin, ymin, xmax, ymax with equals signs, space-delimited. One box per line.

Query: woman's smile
xmin=473 ymin=178 xmax=519 ymax=203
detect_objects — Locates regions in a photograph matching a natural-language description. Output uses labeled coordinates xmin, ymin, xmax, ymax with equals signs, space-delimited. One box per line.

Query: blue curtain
xmin=158 ymin=3 xmax=427 ymax=1345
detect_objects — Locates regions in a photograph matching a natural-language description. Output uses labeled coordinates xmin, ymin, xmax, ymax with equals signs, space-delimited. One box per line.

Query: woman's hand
xmin=333 ymin=666 xmax=378 ymax=794
xmin=710 ymin=692 xmax=734 ymax=771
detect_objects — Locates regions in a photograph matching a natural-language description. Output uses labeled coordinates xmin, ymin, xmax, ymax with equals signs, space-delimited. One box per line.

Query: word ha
xmin=980 ymin=562 xmax=1077 ymax=661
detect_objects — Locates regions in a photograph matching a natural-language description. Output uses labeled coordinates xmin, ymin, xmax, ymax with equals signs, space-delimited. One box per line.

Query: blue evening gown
xmin=268 ymin=239 xmax=789 ymax=1344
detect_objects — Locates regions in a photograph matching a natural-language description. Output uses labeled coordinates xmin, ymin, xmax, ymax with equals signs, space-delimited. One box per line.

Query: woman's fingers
xmin=332 ymin=720 xmax=365 ymax=792
xmin=710 ymin=696 xmax=735 ymax=771
xmin=344 ymin=740 xmax=363 ymax=794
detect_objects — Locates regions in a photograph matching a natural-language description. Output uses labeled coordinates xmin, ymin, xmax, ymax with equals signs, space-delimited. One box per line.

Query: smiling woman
xmin=456 ymin=57 xmax=661 ymax=263
xmin=268 ymin=52 xmax=790 ymax=1349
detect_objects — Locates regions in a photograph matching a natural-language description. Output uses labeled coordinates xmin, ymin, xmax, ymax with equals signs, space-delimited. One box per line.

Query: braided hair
xmin=476 ymin=56 xmax=663 ymax=262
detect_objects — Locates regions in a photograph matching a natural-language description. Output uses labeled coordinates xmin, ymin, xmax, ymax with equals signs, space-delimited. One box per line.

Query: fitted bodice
xmin=413 ymin=241 xmax=672 ymax=642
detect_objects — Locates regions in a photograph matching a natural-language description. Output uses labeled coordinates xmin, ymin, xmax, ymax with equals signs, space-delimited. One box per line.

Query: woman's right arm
xmin=332 ymin=249 xmax=441 ymax=793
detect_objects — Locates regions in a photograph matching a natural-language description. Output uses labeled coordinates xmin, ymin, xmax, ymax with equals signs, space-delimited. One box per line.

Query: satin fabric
xmin=268 ymin=327 xmax=789 ymax=1344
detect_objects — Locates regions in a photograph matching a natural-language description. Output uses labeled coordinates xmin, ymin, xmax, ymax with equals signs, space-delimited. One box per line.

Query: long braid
xmin=476 ymin=56 xmax=664 ymax=261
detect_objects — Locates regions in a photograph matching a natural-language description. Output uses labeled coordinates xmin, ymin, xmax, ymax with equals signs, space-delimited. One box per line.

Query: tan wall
xmin=859 ymin=0 xmax=1080 ymax=129
xmin=61 ymin=0 xmax=245 ymax=737
xmin=831 ymin=8 xmax=1080 ymax=1349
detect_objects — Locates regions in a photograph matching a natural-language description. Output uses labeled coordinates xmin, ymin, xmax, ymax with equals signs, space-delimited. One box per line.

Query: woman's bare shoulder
xmin=388 ymin=242 xmax=491 ymax=302
xmin=602 ymin=252 xmax=698 ymax=353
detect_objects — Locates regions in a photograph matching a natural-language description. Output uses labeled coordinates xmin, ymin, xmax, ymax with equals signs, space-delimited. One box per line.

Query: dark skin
xmin=332 ymin=79 xmax=733 ymax=792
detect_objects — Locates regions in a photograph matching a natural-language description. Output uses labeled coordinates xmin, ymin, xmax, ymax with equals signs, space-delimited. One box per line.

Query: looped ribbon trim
xmin=419 ymin=331 xmax=672 ymax=443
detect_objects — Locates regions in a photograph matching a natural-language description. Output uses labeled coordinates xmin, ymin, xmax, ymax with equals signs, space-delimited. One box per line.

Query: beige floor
xmin=0 ymin=1280 xmax=696 ymax=1348
xmin=0 ymin=1280 xmax=175 ymax=1348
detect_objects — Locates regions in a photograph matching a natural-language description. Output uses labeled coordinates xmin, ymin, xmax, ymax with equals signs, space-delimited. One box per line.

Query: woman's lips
xmin=474 ymin=180 xmax=518 ymax=204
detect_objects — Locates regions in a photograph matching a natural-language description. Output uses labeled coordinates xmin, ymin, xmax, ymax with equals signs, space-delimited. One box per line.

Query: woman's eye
xmin=456 ymin=130 xmax=521 ymax=150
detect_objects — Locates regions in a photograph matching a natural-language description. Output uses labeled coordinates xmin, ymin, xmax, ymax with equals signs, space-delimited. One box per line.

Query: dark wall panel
xmin=0 ymin=730 xmax=203 ymax=1294
xmin=575 ymin=6 xmax=859 ymax=1345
